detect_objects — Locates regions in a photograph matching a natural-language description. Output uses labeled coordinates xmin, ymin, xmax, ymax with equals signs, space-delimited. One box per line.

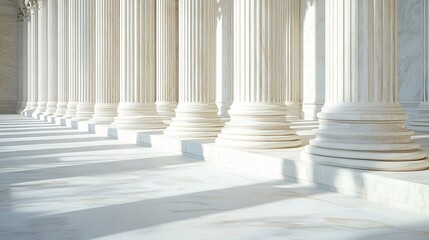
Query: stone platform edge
xmin=41 ymin=115 xmax=429 ymax=215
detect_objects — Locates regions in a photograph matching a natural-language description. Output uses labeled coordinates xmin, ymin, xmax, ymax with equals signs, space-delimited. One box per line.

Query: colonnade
xmin=18 ymin=0 xmax=429 ymax=171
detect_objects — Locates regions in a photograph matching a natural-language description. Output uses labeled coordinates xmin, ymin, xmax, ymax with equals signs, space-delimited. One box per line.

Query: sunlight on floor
xmin=1 ymin=115 xmax=429 ymax=240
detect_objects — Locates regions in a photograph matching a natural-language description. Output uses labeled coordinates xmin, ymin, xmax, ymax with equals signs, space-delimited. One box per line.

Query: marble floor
xmin=1 ymin=115 xmax=429 ymax=240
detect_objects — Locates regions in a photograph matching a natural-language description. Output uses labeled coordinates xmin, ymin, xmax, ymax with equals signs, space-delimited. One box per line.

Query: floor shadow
xmin=0 ymin=137 xmax=110 ymax=147
xmin=11 ymin=180 xmax=312 ymax=239
xmin=0 ymin=132 xmax=86 ymax=138
xmin=0 ymin=128 xmax=75 ymax=133
xmin=0 ymin=143 xmax=144 ymax=158
xmin=0 ymin=155 xmax=200 ymax=185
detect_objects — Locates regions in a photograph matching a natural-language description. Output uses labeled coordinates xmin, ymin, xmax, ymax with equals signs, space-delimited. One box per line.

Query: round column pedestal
xmin=216 ymin=103 xmax=302 ymax=149
xmin=113 ymin=103 xmax=166 ymax=130
xmin=285 ymin=102 xmax=302 ymax=120
xmin=302 ymin=104 xmax=429 ymax=171
xmin=89 ymin=103 xmax=118 ymax=124
xmin=165 ymin=103 xmax=223 ymax=138
xmin=410 ymin=102 xmax=429 ymax=132
xmin=34 ymin=102 xmax=47 ymax=115
xmin=156 ymin=101 xmax=177 ymax=124
xmin=74 ymin=103 xmax=95 ymax=121
xmin=54 ymin=102 xmax=68 ymax=117
xmin=29 ymin=102 xmax=38 ymax=111
xmin=64 ymin=102 xmax=77 ymax=119
xmin=44 ymin=102 xmax=57 ymax=116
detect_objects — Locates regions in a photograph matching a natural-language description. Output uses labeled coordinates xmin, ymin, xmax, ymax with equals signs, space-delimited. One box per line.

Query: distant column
xmin=34 ymin=0 xmax=48 ymax=116
xmin=74 ymin=0 xmax=96 ymax=121
xmin=216 ymin=0 xmax=302 ymax=149
xmin=54 ymin=0 xmax=68 ymax=117
xmin=112 ymin=0 xmax=165 ymax=130
xmin=44 ymin=0 xmax=58 ymax=116
xmin=284 ymin=0 xmax=301 ymax=120
xmin=27 ymin=0 xmax=39 ymax=114
xmin=411 ymin=1 xmax=429 ymax=131
xmin=64 ymin=0 xmax=78 ymax=119
xmin=164 ymin=0 xmax=223 ymax=138
xmin=155 ymin=0 xmax=178 ymax=124
xmin=90 ymin=0 xmax=120 ymax=124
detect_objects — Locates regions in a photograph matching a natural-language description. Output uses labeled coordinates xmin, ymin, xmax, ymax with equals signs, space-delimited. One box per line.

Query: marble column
xmin=90 ymin=0 xmax=120 ymax=124
xmin=43 ymin=0 xmax=58 ymax=116
xmin=54 ymin=0 xmax=68 ymax=117
xmin=112 ymin=0 xmax=165 ymax=130
xmin=301 ymin=0 xmax=325 ymax=120
xmin=156 ymin=0 xmax=178 ymax=124
xmin=22 ymin=6 xmax=32 ymax=114
xmin=216 ymin=0 xmax=233 ymax=118
xmin=285 ymin=0 xmax=301 ymax=120
xmin=164 ymin=0 xmax=223 ymax=138
xmin=64 ymin=0 xmax=78 ymax=119
xmin=18 ymin=1 xmax=29 ymax=113
xmin=215 ymin=0 xmax=302 ymax=149
xmin=303 ymin=0 xmax=428 ymax=171
xmin=74 ymin=0 xmax=95 ymax=121
xmin=411 ymin=1 xmax=429 ymax=131
xmin=27 ymin=0 xmax=38 ymax=113
xmin=34 ymin=0 xmax=48 ymax=116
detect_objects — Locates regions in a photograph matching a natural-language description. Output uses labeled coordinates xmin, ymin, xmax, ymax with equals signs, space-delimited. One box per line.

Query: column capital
xmin=18 ymin=0 xmax=29 ymax=22
xmin=27 ymin=0 xmax=38 ymax=14
xmin=38 ymin=0 xmax=47 ymax=9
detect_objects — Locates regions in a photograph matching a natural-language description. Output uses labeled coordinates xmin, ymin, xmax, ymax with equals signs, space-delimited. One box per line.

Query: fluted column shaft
xmin=54 ymin=0 xmax=68 ymax=116
xmin=164 ymin=0 xmax=222 ymax=138
xmin=34 ymin=0 xmax=48 ymax=116
xmin=65 ymin=0 xmax=78 ymax=118
xmin=28 ymin=0 xmax=38 ymax=112
xmin=44 ymin=0 xmax=58 ymax=115
xmin=74 ymin=0 xmax=96 ymax=121
xmin=215 ymin=0 xmax=233 ymax=118
xmin=156 ymin=0 xmax=178 ymax=123
xmin=20 ymin=6 xmax=30 ymax=113
xmin=216 ymin=0 xmax=301 ymax=149
xmin=285 ymin=0 xmax=301 ymax=119
xmin=112 ymin=0 xmax=165 ymax=130
xmin=411 ymin=1 xmax=429 ymax=130
xmin=303 ymin=0 xmax=428 ymax=171
xmin=90 ymin=0 xmax=120 ymax=124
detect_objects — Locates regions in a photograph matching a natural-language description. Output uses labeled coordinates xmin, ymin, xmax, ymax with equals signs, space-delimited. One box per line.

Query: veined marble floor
xmin=1 ymin=115 xmax=429 ymax=240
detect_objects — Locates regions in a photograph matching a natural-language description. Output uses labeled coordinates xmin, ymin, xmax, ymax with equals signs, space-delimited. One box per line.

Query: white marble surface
xmin=2 ymin=114 xmax=429 ymax=240
xmin=398 ymin=0 xmax=423 ymax=104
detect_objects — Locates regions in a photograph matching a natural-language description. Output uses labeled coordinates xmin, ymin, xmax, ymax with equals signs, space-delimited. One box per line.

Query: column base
xmin=54 ymin=102 xmax=68 ymax=117
xmin=164 ymin=103 xmax=223 ymax=138
xmin=15 ymin=101 xmax=26 ymax=113
xmin=285 ymin=102 xmax=302 ymax=120
xmin=43 ymin=101 xmax=57 ymax=116
xmin=156 ymin=101 xmax=177 ymax=124
xmin=89 ymin=103 xmax=118 ymax=124
xmin=64 ymin=102 xmax=77 ymax=119
xmin=74 ymin=102 xmax=95 ymax=121
xmin=302 ymin=103 xmax=323 ymax=120
xmin=112 ymin=102 xmax=166 ymax=130
xmin=216 ymin=100 xmax=232 ymax=118
xmin=216 ymin=103 xmax=302 ymax=149
xmin=303 ymin=103 xmax=429 ymax=171
xmin=410 ymin=102 xmax=429 ymax=132
xmin=34 ymin=101 xmax=47 ymax=116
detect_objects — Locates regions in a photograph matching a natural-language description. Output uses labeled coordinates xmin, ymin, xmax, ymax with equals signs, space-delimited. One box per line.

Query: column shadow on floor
xmin=0 ymin=180 xmax=312 ymax=240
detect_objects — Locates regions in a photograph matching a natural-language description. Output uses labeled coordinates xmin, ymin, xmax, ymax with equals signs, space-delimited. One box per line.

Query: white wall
xmin=398 ymin=0 xmax=424 ymax=123
xmin=0 ymin=0 xmax=19 ymax=113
